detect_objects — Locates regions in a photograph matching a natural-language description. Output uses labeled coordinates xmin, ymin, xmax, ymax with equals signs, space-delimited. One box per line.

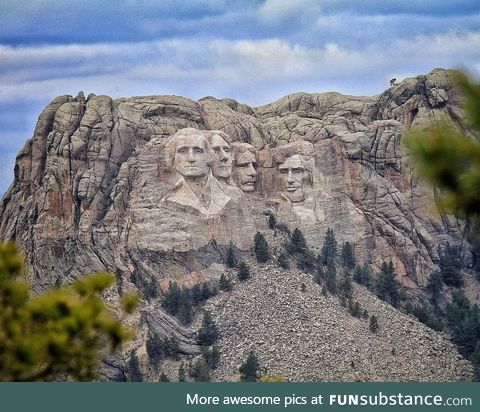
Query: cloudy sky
xmin=1 ymin=0 xmax=480 ymax=195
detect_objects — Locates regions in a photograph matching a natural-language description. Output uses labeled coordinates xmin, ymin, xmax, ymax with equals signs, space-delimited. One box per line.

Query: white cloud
xmin=0 ymin=31 xmax=478 ymax=106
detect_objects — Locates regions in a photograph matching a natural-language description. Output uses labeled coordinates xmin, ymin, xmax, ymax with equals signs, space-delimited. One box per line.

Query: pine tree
xmin=0 ymin=244 xmax=138 ymax=382
xmin=277 ymin=252 xmax=290 ymax=269
xmin=201 ymin=283 xmax=212 ymax=300
xmin=202 ymin=345 xmax=221 ymax=370
xmin=369 ymin=315 xmax=379 ymax=333
xmin=427 ymin=271 xmax=444 ymax=306
xmin=341 ymin=241 xmax=356 ymax=269
xmin=289 ymin=228 xmax=307 ymax=255
xmin=178 ymin=363 xmax=187 ymax=382
xmin=314 ymin=264 xmax=325 ymax=285
xmin=237 ymin=261 xmax=250 ymax=282
xmin=128 ymin=351 xmax=143 ymax=382
xmin=297 ymin=249 xmax=317 ymax=273
xmin=439 ymin=244 xmax=463 ymax=287
xmin=376 ymin=261 xmax=402 ymax=307
xmin=146 ymin=332 xmax=163 ymax=368
xmin=196 ymin=311 xmax=219 ymax=346
xmin=338 ymin=273 xmax=353 ymax=299
xmin=471 ymin=342 xmax=480 ymax=381
xmin=189 ymin=359 xmax=211 ymax=382
xmin=239 ymin=351 xmax=260 ymax=382
xmin=325 ymin=262 xmax=337 ymax=294
xmin=254 ymin=232 xmax=270 ymax=263
xmin=321 ymin=228 xmax=337 ymax=265
xmin=159 ymin=372 xmax=170 ymax=382
xmin=226 ymin=241 xmax=237 ymax=268
xmin=219 ymin=273 xmax=233 ymax=291
xmin=353 ymin=264 xmax=373 ymax=288
xmin=191 ymin=284 xmax=203 ymax=305
xmin=268 ymin=214 xmax=277 ymax=230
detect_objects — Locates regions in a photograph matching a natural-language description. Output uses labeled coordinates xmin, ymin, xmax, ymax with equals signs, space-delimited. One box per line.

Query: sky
xmin=1 ymin=0 xmax=480 ymax=196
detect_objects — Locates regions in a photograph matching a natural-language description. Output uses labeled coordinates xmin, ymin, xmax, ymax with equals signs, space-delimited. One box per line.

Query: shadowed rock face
xmin=0 ymin=68 xmax=465 ymax=292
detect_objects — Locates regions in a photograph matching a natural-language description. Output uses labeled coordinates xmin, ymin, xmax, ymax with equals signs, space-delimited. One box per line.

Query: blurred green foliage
xmin=405 ymin=72 xmax=480 ymax=239
xmin=0 ymin=243 xmax=138 ymax=381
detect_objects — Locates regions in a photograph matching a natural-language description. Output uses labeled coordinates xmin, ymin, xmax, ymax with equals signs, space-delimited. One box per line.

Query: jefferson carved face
xmin=279 ymin=154 xmax=306 ymax=202
xmin=209 ymin=133 xmax=232 ymax=179
xmin=233 ymin=149 xmax=257 ymax=192
xmin=173 ymin=132 xmax=211 ymax=179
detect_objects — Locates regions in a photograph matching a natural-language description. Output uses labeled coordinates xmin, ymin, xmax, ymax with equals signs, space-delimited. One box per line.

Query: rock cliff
xmin=0 ymin=68 xmax=473 ymax=381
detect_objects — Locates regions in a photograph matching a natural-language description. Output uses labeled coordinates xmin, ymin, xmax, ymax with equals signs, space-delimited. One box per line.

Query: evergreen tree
xmin=314 ymin=264 xmax=325 ymax=285
xmin=369 ymin=315 xmax=379 ymax=333
xmin=348 ymin=299 xmax=361 ymax=317
xmin=325 ymin=262 xmax=337 ymax=294
xmin=406 ymin=300 xmax=444 ymax=331
xmin=426 ymin=271 xmax=444 ymax=306
xmin=376 ymin=261 xmax=402 ymax=307
xmin=471 ymin=342 xmax=480 ymax=381
xmin=162 ymin=282 xmax=182 ymax=315
xmin=226 ymin=242 xmax=237 ymax=268
xmin=189 ymin=359 xmax=211 ymax=382
xmin=321 ymin=228 xmax=337 ymax=265
xmin=289 ymin=228 xmax=307 ymax=255
xmin=178 ymin=363 xmax=187 ymax=382
xmin=146 ymin=277 xmax=159 ymax=299
xmin=297 ymin=249 xmax=317 ymax=273
xmin=254 ymin=232 xmax=270 ymax=263
xmin=196 ymin=311 xmax=219 ymax=346
xmin=341 ymin=242 xmax=356 ymax=269
xmin=201 ymin=283 xmax=212 ymax=300
xmin=146 ymin=333 xmax=163 ymax=368
xmin=128 ymin=351 xmax=143 ymax=382
xmin=202 ymin=346 xmax=221 ymax=370
xmin=177 ymin=295 xmax=193 ymax=325
xmin=353 ymin=264 xmax=373 ymax=289
xmin=191 ymin=284 xmax=203 ymax=305
xmin=338 ymin=273 xmax=353 ymax=299
xmin=439 ymin=244 xmax=463 ymax=287
xmin=268 ymin=214 xmax=277 ymax=230
xmin=239 ymin=351 xmax=260 ymax=382
xmin=237 ymin=261 xmax=250 ymax=282
xmin=0 ymin=243 xmax=137 ymax=382
xmin=159 ymin=372 xmax=170 ymax=382
xmin=277 ymin=252 xmax=290 ymax=269
xmin=219 ymin=273 xmax=233 ymax=291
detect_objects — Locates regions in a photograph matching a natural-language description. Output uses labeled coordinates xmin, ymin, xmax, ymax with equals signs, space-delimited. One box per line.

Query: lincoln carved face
xmin=233 ymin=145 xmax=257 ymax=192
xmin=172 ymin=130 xmax=211 ymax=179
xmin=279 ymin=154 xmax=306 ymax=203
xmin=208 ymin=132 xmax=232 ymax=179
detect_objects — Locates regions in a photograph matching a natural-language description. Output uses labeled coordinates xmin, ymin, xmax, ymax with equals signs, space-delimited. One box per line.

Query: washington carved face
xmin=209 ymin=133 xmax=232 ymax=179
xmin=279 ymin=154 xmax=306 ymax=202
xmin=173 ymin=133 xmax=211 ymax=178
xmin=234 ymin=150 xmax=257 ymax=192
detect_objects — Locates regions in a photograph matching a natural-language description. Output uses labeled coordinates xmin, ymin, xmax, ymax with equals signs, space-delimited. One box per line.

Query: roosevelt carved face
xmin=279 ymin=154 xmax=306 ymax=203
xmin=173 ymin=133 xmax=211 ymax=179
xmin=233 ymin=150 xmax=257 ymax=192
xmin=209 ymin=134 xmax=232 ymax=179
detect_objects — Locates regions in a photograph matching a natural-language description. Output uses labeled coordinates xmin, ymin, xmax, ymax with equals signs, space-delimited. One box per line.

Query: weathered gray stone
xmin=0 ymin=69 xmax=473 ymax=381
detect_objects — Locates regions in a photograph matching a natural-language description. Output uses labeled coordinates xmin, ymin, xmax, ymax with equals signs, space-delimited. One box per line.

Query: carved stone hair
xmin=204 ymin=130 xmax=232 ymax=144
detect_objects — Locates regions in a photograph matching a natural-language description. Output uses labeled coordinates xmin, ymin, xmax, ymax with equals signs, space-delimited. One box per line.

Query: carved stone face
xmin=210 ymin=134 xmax=232 ymax=179
xmin=279 ymin=154 xmax=306 ymax=203
xmin=173 ymin=134 xmax=210 ymax=179
xmin=234 ymin=150 xmax=257 ymax=192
